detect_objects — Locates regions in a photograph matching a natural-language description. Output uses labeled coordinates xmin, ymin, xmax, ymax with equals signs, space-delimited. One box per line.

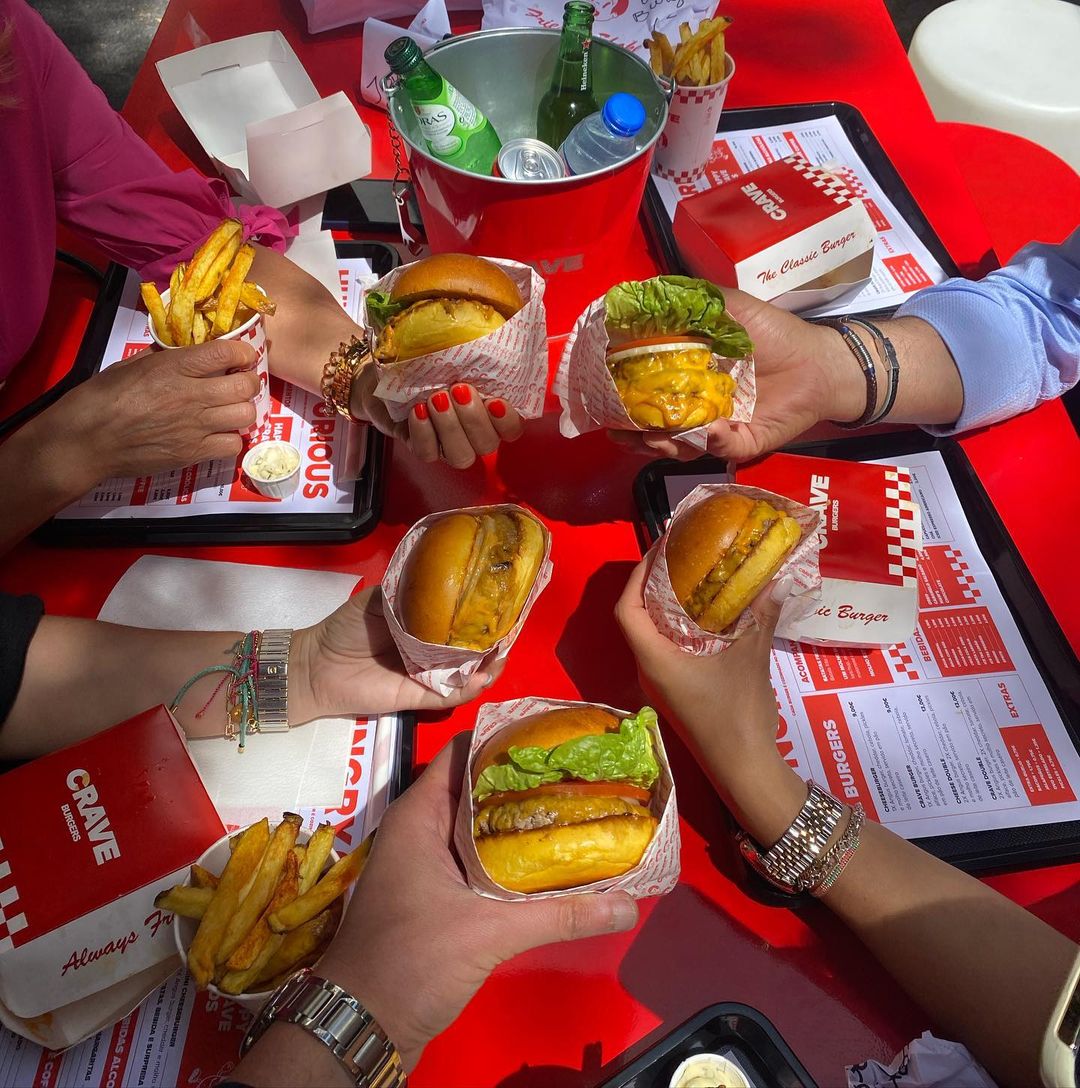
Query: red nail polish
xmin=413 ymin=401 xmax=429 ymax=421
xmin=451 ymin=383 xmax=472 ymax=406
xmin=488 ymin=399 xmax=507 ymax=419
xmin=432 ymin=391 xmax=450 ymax=413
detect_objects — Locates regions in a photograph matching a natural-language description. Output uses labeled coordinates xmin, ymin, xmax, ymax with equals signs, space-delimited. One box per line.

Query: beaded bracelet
xmin=171 ymin=631 xmax=262 ymax=752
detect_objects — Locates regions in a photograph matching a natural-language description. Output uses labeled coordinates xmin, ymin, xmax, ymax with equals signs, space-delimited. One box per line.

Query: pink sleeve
xmin=17 ymin=1 xmax=296 ymax=281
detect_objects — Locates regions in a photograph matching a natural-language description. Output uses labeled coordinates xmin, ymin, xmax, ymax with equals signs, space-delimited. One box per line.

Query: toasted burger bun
xmin=399 ymin=508 xmax=545 ymax=651
xmin=472 ymin=707 xmax=658 ymax=894
xmin=666 ymin=493 xmax=801 ymax=633
xmin=374 ymin=254 xmax=524 ymax=363
xmin=606 ymin=338 xmax=735 ymax=430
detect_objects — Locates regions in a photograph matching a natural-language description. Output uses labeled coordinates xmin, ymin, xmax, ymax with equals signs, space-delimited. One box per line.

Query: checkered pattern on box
xmin=884 ymin=468 xmax=920 ymax=588
xmin=830 ymin=165 xmax=869 ymax=202
xmin=784 ymin=155 xmax=854 ymax=206
xmin=943 ymin=545 xmax=981 ymax=602
xmin=338 ymin=268 xmax=350 ymax=308
xmin=0 ymin=836 xmax=27 ymax=954
xmin=887 ymin=644 xmax=920 ymax=681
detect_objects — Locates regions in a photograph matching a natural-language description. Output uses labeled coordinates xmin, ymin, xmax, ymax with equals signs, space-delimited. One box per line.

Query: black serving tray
xmin=633 ymin=431 xmax=1080 ymax=873
xmin=599 ymin=1002 xmax=816 ymax=1088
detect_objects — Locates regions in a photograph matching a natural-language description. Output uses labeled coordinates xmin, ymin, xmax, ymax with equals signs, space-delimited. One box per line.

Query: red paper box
xmin=0 ymin=707 xmax=224 ymax=1021
xmin=738 ymin=453 xmax=921 ymax=646
xmin=674 ymin=156 xmax=875 ymax=308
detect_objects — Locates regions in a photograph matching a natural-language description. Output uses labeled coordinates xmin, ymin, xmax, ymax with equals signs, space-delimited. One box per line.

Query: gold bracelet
xmin=321 ymin=335 xmax=371 ymax=424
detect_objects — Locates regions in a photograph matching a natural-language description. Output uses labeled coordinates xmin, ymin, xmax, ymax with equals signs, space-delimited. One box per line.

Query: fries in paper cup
xmin=164 ymin=815 xmax=367 ymax=1007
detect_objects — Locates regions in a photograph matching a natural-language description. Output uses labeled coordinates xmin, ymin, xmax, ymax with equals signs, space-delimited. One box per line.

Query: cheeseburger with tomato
xmin=366 ymin=253 xmax=524 ymax=364
xmin=471 ymin=705 xmax=661 ymax=894
xmin=604 ymin=275 xmax=752 ymax=430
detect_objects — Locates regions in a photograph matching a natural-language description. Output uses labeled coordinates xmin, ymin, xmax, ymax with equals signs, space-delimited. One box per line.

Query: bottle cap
xmin=601 ymin=93 xmax=646 ymax=138
xmin=385 ymin=36 xmax=422 ymax=72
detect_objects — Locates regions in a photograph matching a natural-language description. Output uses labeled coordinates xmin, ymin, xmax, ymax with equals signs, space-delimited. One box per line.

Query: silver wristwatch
xmin=737 ymin=781 xmax=846 ymax=893
xmin=256 ymin=628 xmax=293 ymax=733
xmin=241 ymin=969 xmax=406 ymax=1087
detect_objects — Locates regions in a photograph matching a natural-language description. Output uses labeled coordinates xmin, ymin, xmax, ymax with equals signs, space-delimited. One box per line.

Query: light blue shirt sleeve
xmin=896 ymin=226 xmax=1080 ymax=435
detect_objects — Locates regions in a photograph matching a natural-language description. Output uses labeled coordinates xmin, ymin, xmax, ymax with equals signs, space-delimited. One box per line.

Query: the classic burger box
xmin=737 ymin=453 xmax=922 ymax=647
xmin=673 ymin=156 xmax=875 ymax=311
xmin=0 ymin=706 xmax=224 ymax=1039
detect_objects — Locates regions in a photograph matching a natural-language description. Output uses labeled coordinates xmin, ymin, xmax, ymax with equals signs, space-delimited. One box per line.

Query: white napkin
xmin=847 ymin=1033 xmax=997 ymax=1088
xmin=360 ymin=10 xmax=441 ymax=110
xmin=98 ymin=556 xmax=361 ymax=811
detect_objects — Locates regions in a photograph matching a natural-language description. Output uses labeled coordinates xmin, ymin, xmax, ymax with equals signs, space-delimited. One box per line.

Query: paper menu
xmin=56 ymin=258 xmax=380 ymax=522
xmin=651 ymin=113 xmax=949 ymax=317
xmin=666 ymin=450 xmax=1080 ymax=840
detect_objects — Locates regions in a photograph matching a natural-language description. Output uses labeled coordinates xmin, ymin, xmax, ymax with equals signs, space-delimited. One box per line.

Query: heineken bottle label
xmin=413 ymin=86 xmax=485 ymax=158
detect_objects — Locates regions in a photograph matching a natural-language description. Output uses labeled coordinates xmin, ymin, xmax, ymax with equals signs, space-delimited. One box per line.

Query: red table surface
xmin=4 ymin=2 xmax=1080 ymax=1085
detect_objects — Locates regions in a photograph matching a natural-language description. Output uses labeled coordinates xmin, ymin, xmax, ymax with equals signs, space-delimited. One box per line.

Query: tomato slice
xmin=477 ymin=781 xmax=652 ymax=810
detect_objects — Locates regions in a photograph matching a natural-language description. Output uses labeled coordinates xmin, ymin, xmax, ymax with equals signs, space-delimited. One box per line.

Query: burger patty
xmin=685 ymin=501 xmax=779 ymax=617
xmin=474 ymin=795 xmax=652 ymax=837
xmin=451 ymin=512 xmax=522 ymax=647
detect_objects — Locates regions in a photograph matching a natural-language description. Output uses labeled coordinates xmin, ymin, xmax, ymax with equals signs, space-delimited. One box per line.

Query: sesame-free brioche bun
xmin=665 ymin=493 xmax=801 ymax=634
xmin=373 ymin=254 xmax=524 ymax=364
xmin=398 ymin=507 xmax=545 ymax=652
xmin=471 ymin=707 xmax=659 ymax=894
xmin=391 ymin=254 xmax=523 ymax=319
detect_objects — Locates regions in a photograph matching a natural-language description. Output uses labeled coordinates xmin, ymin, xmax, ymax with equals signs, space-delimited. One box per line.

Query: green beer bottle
xmin=385 ymin=37 xmax=502 ymax=175
xmin=536 ymin=2 xmax=601 ymax=151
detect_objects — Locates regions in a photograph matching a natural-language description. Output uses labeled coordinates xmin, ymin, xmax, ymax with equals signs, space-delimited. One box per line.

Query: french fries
xmin=268 ymin=834 xmax=372 ymax=934
xmin=141 ymin=218 xmax=276 ymax=347
xmin=158 ymin=817 xmax=358 ymax=995
xmin=646 ymin=16 xmax=732 ymax=87
xmin=154 ymin=885 xmax=213 ymax=920
xmin=187 ymin=819 xmax=270 ymax=989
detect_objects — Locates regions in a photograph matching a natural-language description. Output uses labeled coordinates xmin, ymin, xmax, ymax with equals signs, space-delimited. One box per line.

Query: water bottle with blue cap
xmin=559 ymin=92 xmax=648 ymax=176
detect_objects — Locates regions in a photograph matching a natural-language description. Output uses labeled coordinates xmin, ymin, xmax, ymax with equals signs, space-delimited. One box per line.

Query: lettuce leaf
xmin=364 ymin=290 xmax=407 ymax=329
xmin=472 ymin=707 xmax=661 ymax=802
xmin=603 ymin=275 xmax=752 ymax=359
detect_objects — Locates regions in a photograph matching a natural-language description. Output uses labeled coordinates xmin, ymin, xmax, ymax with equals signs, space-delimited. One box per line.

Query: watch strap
xmin=256 ymin=628 xmax=293 ymax=733
xmin=241 ymin=969 xmax=406 ymax=1087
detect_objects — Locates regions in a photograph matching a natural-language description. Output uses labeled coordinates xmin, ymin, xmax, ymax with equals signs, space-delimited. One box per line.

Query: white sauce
xmin=246 ymin=443 xmax=300 ymax=481
xmin=669 ymin=1053 xmax=750 ymax=1088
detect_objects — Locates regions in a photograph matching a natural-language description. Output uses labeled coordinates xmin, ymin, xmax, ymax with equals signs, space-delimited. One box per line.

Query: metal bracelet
xmin=818 ymin=318 xmax=879 ymax=428
xmin=809 ymin=803 xmax=865 ymax=897
xmin=255 ymin=629 xmax=293 ymax=734
xmin=322 ymin=336 xmax=370 ymax=425
xmin=845 ymin=318 xmax=900 ymax=425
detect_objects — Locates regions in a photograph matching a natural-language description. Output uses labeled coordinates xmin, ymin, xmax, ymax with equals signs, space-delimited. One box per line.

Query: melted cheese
xmin=609 ymin=347 xmax=736 ymax=429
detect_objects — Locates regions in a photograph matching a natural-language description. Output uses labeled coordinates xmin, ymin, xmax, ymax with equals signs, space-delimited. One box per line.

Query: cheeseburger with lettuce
xmin=604 ymin=275 xmax=752 ymax=430
xmin=471 ymin=705 xmax=662 ymax=894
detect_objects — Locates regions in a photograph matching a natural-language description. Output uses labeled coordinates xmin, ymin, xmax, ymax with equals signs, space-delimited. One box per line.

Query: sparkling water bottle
xmin=559 ymin=93 xmax=646 ymax=175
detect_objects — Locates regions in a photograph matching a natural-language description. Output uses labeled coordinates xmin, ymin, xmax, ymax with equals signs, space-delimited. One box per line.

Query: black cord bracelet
xmin=817 ymin=318 xmax=878 ymax=428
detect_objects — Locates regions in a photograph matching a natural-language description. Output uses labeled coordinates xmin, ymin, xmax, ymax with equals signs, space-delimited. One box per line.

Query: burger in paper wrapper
xmin=454 ymin=698 xmax=680 ymax=902
xmin=645 ymin=483 xmax=824 ymax=655
xmin=554 ymin=276 xmax=757 ymax=452
xmin=382 ymin=505 xmax=553 ymax=696
xmin=365 ymin=254 xmax=549 ymax=423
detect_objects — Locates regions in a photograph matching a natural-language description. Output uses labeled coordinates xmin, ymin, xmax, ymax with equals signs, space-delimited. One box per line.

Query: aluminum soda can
xmin=496 ymin=138 xmax=567 ymax=181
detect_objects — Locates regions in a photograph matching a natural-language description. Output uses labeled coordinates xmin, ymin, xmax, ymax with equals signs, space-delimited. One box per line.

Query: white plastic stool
xmin=909 ymin=0 xmax=1080 ymax=174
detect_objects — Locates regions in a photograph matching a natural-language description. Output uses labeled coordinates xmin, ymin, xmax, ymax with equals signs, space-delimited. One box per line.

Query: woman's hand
xmin=608 ymin=289 xmax=863 ymax=463
xmin=351 ymin=364 xmax=524 ymax=470
xmin=289 ymin=586 xmax=497 ymax=722
xmin=315 ymin=735 xmax=639 ymax=1072
xmin=615 ymin=554 xmax=805 ymax=844
xmin=57 ymin=340 xmax=260 ymax=486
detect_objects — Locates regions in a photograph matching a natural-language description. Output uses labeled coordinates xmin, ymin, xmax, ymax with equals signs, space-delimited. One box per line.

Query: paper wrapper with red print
xmin=645 ymin=483 xmax=823 ymax=655
xmin=553 ymin=297 xmax=756 ymax=453
xmin=366 ymin=258 xmax=548 ymax=423
xmin=652 ymin=55 xmax=736 ymax=183
xmin=381 ymin=505 xmax=553 ymax=697
xmin=454 ymin=698 xmax=680 ymax=902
